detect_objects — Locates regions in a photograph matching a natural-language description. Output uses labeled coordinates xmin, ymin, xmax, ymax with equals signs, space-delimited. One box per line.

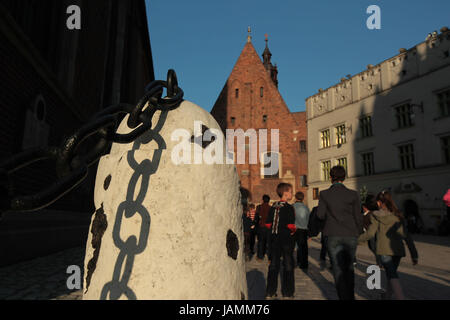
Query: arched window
xmin=235 ymin=88 xmax=239 ymax=98
xmin=22 ymin=94 xmax=49 ymax=150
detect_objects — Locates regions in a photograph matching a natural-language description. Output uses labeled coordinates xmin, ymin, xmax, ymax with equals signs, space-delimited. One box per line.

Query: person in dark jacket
xmin=248 ymin=203 xmax=259 ymax=256
xmin=265 ymin=183 xmax=296 ymax=299
xmin=256 ymin=195 xmax=271 ymax=260
xmin=317 ymin=166 xmax=363 ymax=300
xmin=242 ymin=205 xmax=258 ymax=261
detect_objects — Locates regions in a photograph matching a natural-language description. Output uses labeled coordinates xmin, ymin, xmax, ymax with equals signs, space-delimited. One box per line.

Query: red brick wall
xmin=211 ymin=41 xmax=308 ymax=205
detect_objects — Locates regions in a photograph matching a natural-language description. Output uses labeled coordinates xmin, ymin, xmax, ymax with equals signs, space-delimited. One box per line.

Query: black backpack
xmin=307 ymin=206 xmax=324 ymax=237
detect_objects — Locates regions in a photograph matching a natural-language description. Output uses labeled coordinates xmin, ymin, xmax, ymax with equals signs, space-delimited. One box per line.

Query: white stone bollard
xmin=82 ymin=100 xmax=247 ymax=300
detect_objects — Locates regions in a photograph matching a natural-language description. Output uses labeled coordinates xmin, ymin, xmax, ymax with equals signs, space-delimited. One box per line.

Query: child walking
xmin=265 ymin=183 xmax=296 ymax=298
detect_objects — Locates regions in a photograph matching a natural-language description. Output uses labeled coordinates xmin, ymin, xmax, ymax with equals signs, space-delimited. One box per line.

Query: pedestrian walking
xmin=358 ymin=190 xmax=419 ymax=300
xmin=243 ymin=204 xmax=258 ymax=261
xmin=316 ymin=166 xmax=363 ymax=300
xmin=265 ymin=183 xmax=296 ymax=298
xmin=242 ymin=205 xmax=253 ymax=261
xmin=292 ymin=191 xmax=310 ymax=270
xmin=362 ymin=193 xmax=382 ymax=266
xmin=256 ymin=195 xmax=272 ymax=261
xmin=248 ymin=203 xmax=259 ymax=256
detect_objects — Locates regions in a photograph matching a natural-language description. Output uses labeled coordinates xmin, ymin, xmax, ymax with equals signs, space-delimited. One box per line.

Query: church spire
xmin=262 ymin=34 xmax=278 ymax=88
xmin=262 ymin=34 xmax=272 ymax=67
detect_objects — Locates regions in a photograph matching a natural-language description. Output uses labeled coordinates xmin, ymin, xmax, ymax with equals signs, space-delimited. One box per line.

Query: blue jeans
xmin=380 ymin=255 xmax=401 ymax=279
xmin=327 ymin=236 xmax=357 ymax=300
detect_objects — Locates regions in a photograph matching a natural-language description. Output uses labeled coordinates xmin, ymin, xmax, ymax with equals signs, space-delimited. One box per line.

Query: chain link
xmin=0 ymin=70 xmax=183 ymax=216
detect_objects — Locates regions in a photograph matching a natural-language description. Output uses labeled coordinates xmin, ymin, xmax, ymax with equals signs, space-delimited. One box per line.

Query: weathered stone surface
xmin=83 ymin=100 xmax=247 ymax=300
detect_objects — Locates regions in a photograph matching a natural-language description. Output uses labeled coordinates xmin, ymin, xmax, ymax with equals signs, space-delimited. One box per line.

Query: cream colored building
xmin=306 ymin=27 xmax=450 ymax=232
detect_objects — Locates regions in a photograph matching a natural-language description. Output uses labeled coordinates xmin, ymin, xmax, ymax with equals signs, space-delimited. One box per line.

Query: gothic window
xmin=299 ymin=140 xmax=307 ymax=153
xmin=335 ymin=125 xmax=346 ymax=145
xmin=395 ymin=103 xmax=414 ymax=128
xmin=437 ymin=88 xmax=450 ymax=117
xmin=235 ymin=88 xmax=239 ymax=98
xmin=360 ymin=115 xmax=373 ymax=138
xmin=398 ymin=144 xmax=415 ymax=170
xmin=321 ymin=160 xmax=331 ymax=181
xmin=337 ymin=157 xmax=348 ymax=176
xmin=22 ymin=94 xmax=50 ymax=150
xmin=441 ymin=136 xmax=450 ymax=164
xmin=362 ymin=152 xmax=375 ymax=176
xmin=320 ymin=129 xmax=331 ymax=149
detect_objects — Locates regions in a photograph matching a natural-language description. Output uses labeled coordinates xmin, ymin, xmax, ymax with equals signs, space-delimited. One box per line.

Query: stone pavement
xmin=0 ymin=235 xmax=449 ymax=300
xmin=246 ymin=235 xmax=450 ymax=300
xmin=0 ymin=247 xmax=84 ymax=300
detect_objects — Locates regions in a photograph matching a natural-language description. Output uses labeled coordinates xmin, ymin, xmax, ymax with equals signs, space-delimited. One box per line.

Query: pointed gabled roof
xmin=231 ymin=41 xmax=264 ymax=71
xmin=211 ymin=36 xmax=292 ymax=123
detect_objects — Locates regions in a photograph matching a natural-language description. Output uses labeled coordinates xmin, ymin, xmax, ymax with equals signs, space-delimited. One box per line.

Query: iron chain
xmin=0 ymin=70 xmax=183 ymax=216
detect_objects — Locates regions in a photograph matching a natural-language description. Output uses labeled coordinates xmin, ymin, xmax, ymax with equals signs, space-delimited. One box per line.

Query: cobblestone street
xmin=0 ymin=235 xmax=449 ymax=300
xmin=247 ymin=235 xmax=450 ymax=300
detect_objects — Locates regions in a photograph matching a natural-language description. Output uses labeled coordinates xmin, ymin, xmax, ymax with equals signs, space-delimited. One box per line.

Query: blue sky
xmin=146 ymin=0 xmax=450 ymax=113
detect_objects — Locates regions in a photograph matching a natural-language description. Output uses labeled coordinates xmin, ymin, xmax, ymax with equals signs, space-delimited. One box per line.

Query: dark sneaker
xmin=265 ymin=293 xmax=277 ymax=300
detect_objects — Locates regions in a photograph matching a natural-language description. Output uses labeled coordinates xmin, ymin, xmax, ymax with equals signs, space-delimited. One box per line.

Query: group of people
xmin=242 ymin=165 xmax=419 ymax=300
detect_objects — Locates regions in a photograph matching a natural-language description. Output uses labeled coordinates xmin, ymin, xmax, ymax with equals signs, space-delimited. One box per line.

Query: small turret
xmin=262 ymin=34 xmax=278 ymax=87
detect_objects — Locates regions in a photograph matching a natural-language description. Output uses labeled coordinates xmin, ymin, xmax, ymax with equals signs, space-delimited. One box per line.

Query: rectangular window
xmin=263 ymin=115 xmax=267 ymax=123
xmin=395 ymin=103 xmax=414 ymax=128
xmin=398 ymin=144 xmax=415 ymax=170
xmin=337 ymin=157 xmax=348 ymax=175
xmin=437 ymin=89 xmax=450 ymax=117
xmin=231 ymin=117 xmax=235 ymax=125
xmin=235 ymin=88 xmax=239 ymax=98
xmin=320 ymin=129 xmax=331 ymax=149
xmin=441 ymin=136 xmax=450 ymax=164
xmin=260 ymin=87 xmax=264 ymax=97
xmin=362 ymin=152 xmax=375 ymax=176
xmin=360 ymin=115 xmax=373 ymax=138
xmin=335 ymin=125 xmax=346 ymax=145
xmin=313 ymin=188 xmax=319 ymax=200
xmin=300 ymin=140 xmax=307 ymax=153
xmin=321 ymin=160 xmax=331 ymax=181
xmin=300 ymin=175 xmax=307 ymax=187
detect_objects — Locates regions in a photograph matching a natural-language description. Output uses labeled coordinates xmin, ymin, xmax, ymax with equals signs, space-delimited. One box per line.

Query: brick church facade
xmin=211 ymin=32 xmax=308 ymax=204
